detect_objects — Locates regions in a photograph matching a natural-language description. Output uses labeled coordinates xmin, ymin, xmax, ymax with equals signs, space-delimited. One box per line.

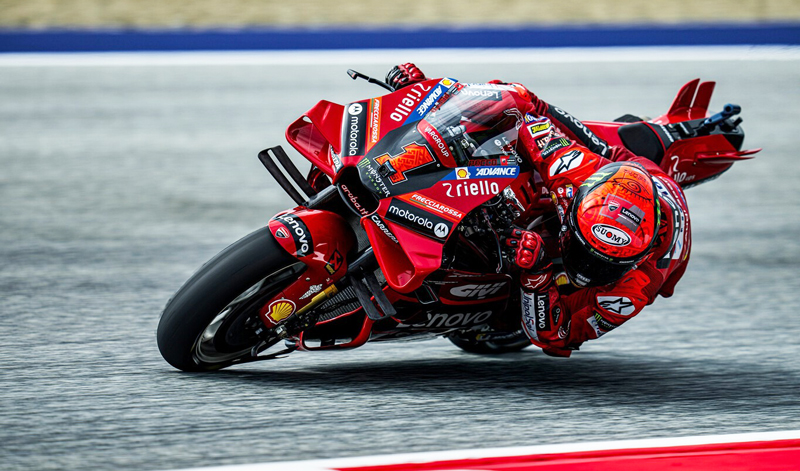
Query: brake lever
xmin=347 ymin=69 xmax=396 ymax=92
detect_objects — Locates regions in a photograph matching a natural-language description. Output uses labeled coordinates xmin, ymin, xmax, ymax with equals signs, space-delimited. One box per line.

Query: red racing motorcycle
xmin=157 ymin=71 xmax=759 ymax=371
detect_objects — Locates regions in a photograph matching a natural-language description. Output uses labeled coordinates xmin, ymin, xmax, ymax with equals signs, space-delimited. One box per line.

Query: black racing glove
xmin=385 ymin=63 xmax=427 ymax=90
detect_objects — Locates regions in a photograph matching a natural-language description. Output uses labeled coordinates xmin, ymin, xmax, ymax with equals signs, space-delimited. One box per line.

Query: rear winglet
xmin=666 ymin=79 xmax=716 ymax=121
xmin=668 ymin=78 xmax=700 ymax=115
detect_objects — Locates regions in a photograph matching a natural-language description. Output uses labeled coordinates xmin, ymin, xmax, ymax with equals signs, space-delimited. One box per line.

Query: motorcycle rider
xmin=386 ymin=64 xmax=691 ymax=357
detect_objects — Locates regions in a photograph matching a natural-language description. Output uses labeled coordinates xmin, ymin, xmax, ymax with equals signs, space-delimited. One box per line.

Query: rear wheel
xmin=157 ymin=228 xmax=303 ymax=372
xmin=448 ymin=330 xmax=532 ymax=354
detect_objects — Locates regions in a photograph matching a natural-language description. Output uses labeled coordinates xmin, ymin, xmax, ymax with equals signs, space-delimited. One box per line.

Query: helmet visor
xmin=560 ymin=228 xmax=635 ymax=288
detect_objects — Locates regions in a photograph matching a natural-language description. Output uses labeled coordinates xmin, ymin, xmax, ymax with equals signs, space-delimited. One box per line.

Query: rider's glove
xmin=386 ymin=63 xmax=427 ymax=90
xmin=505 ymin=228 xmax=547 ymax=271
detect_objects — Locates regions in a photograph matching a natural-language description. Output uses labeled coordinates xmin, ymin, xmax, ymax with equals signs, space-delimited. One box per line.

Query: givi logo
xmin=450 ymin=282 xmax=506 ymax=299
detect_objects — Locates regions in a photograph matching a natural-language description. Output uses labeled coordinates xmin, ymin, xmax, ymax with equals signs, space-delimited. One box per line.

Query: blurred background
xmin=2 ymin=0 xmax=799 ymax=28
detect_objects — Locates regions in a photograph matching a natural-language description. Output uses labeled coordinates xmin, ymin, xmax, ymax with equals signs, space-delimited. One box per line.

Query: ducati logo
xmin=275 ymin=227 xmax=289 ymax=239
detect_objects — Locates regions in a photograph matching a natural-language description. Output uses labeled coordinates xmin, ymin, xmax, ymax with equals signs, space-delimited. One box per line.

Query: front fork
xmin=262 ymin=202 xmax=396 ymax=350
xmin=262 ymin=205 xmax=355 ymax=328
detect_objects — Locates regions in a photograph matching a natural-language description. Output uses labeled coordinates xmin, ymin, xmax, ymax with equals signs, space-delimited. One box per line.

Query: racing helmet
xmin=559 ymin=162 xmax=660 ymax=287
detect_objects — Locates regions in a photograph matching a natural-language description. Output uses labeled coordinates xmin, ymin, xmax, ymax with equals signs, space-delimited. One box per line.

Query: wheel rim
xmin=193 ymin=262 xmax=304 ymax=365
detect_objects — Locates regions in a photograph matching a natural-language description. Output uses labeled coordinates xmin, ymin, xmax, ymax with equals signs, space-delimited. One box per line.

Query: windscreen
xmin=424 ymin=84 xmax=524 ymax=165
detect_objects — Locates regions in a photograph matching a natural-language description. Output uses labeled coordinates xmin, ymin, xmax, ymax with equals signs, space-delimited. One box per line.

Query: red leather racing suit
xmin=510 ymin=84 xmax=692 ymax=357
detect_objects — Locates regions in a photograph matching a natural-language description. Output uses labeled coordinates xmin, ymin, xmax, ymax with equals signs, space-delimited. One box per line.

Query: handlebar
xmin=347 ymin=69 xmax=395 ymax=93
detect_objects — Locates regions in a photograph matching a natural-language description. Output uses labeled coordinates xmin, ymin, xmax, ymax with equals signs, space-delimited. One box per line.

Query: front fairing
xmin=335 ymin=81 xmax=529 ymax=292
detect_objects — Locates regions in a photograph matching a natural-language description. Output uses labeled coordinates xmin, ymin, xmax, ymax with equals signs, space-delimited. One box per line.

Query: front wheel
xmin=157 ymin=228 xmax=303 ymax=372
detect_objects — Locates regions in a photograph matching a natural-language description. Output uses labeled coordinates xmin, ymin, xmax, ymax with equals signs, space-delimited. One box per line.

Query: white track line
xmin=0 ymin=45 xmax=799 ymax=67
xmin=163 ymin=429 xmax=800 ymax=471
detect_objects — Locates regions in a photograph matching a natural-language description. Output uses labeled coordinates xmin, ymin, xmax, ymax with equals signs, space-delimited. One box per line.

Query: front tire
xmin=157 ymin=228 xmax=302 ymax=372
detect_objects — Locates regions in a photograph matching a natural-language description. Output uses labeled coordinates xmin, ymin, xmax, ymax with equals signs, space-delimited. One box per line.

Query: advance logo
xmin=473 ymin=166 xmax=519 ymax=178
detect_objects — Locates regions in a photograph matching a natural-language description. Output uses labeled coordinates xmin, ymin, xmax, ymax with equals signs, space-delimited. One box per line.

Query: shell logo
xmin=456 ymin=167 xmax=470 ymax=180
xmin=267 ymin=299 xmax=296 ymax=323
xmin=441 ymin=78 xmax=454 ymax=86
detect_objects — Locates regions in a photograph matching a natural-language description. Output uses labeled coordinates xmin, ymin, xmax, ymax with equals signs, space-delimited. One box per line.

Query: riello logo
xmin=390 ymin=82 xmax=433 ymax=122
xmin=591 ymin=224 xmax=631 ymax=247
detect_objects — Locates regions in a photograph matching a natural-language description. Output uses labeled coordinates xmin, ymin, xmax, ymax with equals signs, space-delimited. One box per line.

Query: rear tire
xmin=157 ymin=228 xmax=302 ymax=372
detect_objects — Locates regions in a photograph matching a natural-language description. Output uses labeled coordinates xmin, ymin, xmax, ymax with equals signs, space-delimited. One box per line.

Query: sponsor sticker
xmin=397 ymin=310 xmax=492 ymax=329
xmin=535 ymin=135 xmax=552 ymax=150
xmin=343 ymin=101 xmax=368 ymax=157
xmin=299 ymin=284 xmax=323 ymax=300
xmin=390 ymin=82 xmax=432 ymax=123
xmin=421 ymin=123 xmax=451 ymax=160
xmin=521 ymin=292 xmax=539 ymax=341
xmin=441 ymin=179 xmax=501 ymax=198
xmin=600 ymin=195 xmax=644 ymax=232
xmin=324 ymin=249 xmax=344 ymax=275
xmin=385 ymin=199 xmax=453 ymax=241
xmin=555 ymin=272 xmax=570 ymax=287
xmin=591 ymin=223 xmax=632 ymax=247
xmin=593 ymin=311 xmax=619 ymax=332
xmin=528 ymin=119 xmax=552 ymax=139
xmin=408 ymin=193 xmax=464 ymax=220
xmin=340 ymin=183 xmax=373 ymax=217
xmin=521 ymin=273 xmax=549 ymax=291
xmin=534 ymin=293 xmax=550 ymax=331
xmin=541 ymin=137 xmax=571 ymax=159
xmin=267 ymin=299 xmax=296 ymax=323
xmin=597 ymin=296 xmax=636 ymax=316
xmin=274 ymin=213 xmax=313 ymax=257
xmin=450 ymin=282 xmax=506 ymax=299
xmin=473 ymin=166 xmax=519 ymax=178
xmin=469 ymin=158 xmax=502 ymax=166
xmin=586 ymin=314 xmax=605 ymax=337
xmin=558 ymin=323 xmax=569 ymax=340
xmin=549 ymin=150 xmax=584 ymax=176
xmin=460 ymin=86 xmax=502 ymax=101
xmin=369 ymin=214 xmax=399 ymax=244
xmin=357 ymin=158 xmax=391 ymax=198
xmin=390 ymin=78 xmax=457 ymax=125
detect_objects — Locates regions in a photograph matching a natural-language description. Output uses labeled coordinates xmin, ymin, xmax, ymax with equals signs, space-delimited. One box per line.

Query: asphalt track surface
xmin=1 ymin=48 xmax=799 ymax=471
